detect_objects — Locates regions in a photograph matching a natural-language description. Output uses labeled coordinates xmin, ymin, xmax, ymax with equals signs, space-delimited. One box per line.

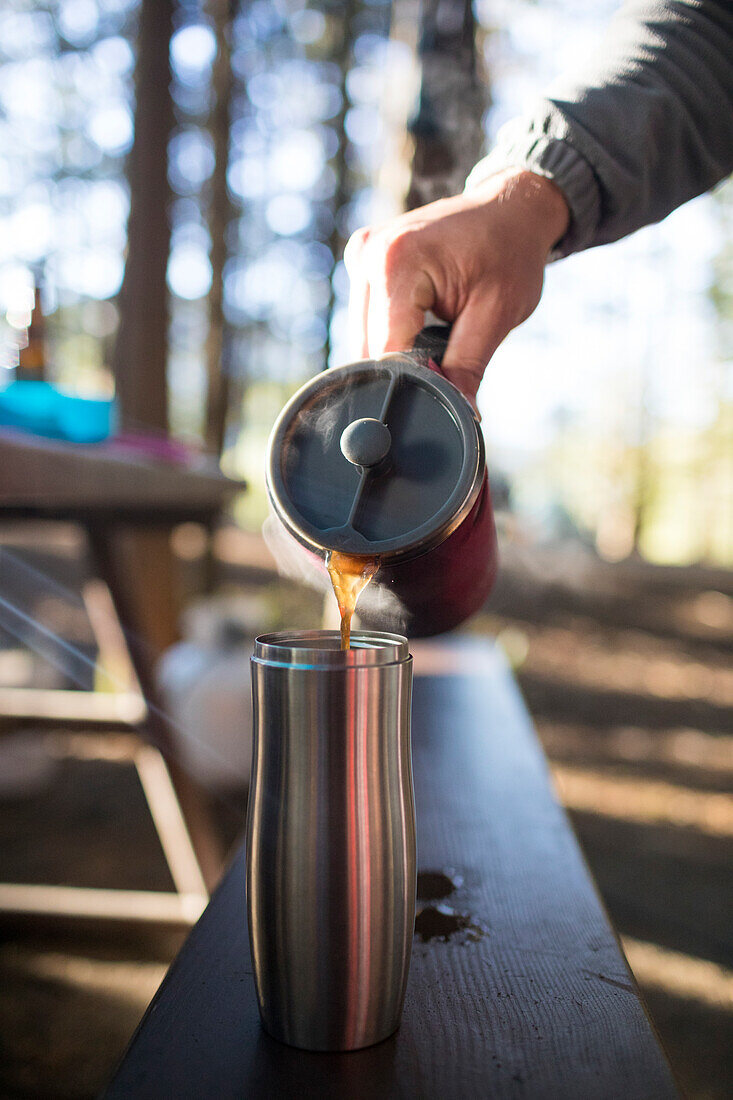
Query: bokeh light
xmin=168 ymin=243 xmax=213 ymax=302
xmin=0 ymin=0 xmax=727 ymax=562
xmin=170 ymin=23 xmax=216 ymax=83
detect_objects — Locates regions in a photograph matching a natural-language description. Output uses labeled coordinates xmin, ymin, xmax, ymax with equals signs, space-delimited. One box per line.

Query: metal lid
xmin=266 ymin=354 xmax=484 ymax=560
xmin=252 ymin=630 xmax=409 ymax=667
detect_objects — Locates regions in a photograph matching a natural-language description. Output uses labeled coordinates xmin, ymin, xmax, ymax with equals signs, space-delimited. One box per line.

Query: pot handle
xmin=412 ymin=323 xmax=452 ymax=370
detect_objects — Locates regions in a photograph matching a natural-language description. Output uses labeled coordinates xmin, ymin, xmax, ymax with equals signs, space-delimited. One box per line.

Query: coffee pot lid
xmin=266 ymin=352 xmax=484 ymax=559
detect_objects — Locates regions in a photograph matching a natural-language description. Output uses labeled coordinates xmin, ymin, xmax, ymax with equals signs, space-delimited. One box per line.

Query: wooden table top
xmin=107 ymin=639 xmax=678 ymax=1099
xmin=0 ymin=429 xmax=242 ymax=523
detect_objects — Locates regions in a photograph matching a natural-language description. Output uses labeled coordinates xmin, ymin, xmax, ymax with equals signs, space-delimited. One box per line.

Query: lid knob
xmin=340 ymin=417 xmax=391 ymax=468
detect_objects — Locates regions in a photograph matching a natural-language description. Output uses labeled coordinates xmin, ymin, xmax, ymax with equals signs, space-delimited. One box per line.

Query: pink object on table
xmin=106 ymin=431 xmax=196 ymax=465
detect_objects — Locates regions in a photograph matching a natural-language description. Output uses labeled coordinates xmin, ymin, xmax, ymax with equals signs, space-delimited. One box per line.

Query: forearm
xmin=467 ymin=0 xmax=733 ymax=257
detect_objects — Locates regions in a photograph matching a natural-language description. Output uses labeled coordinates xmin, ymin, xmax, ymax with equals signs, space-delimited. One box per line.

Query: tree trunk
xmin=113 ymin=0 xmax=175 ymax=434
xmin=204 ymin=0 xmax=236 ymax=457
xmin=111 ymin=0 xmax=179 ymax=659
xmin=406 ymin=0 xmax=486 ymax=210
xmin=324 ymin=0 xmax=360 ymax=370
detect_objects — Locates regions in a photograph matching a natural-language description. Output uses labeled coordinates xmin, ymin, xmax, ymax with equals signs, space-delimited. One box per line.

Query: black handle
xmin=412 ymin=324 xmax=452 ymax=368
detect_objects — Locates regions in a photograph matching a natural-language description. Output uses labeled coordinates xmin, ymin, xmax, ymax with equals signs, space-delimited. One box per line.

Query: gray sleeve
xmin=465 ymin=0 xmax=733 ymax=258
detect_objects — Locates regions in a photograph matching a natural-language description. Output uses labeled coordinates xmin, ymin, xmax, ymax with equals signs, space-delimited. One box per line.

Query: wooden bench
xmin=107 ymin=638 xmax=678 ymax=1098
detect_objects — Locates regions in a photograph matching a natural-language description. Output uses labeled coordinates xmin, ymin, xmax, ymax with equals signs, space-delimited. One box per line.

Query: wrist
xmin=472 ymin=167 xmax=570 ymax=254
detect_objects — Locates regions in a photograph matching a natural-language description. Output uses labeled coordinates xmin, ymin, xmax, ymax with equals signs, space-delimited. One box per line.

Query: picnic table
xmin=0 ymin=428 xmax=242 ymax=920
xmin=107 ymin=638 xmax=678 ymax=1099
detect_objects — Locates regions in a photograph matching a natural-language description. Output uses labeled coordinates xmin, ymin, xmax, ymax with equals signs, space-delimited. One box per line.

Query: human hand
xmin=344 ymin=169 xmax=569 ymax=406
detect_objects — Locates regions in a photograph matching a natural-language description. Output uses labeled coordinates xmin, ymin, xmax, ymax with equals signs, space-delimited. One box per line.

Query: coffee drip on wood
xmin=326 ymin=551 xmax=379 ymax=650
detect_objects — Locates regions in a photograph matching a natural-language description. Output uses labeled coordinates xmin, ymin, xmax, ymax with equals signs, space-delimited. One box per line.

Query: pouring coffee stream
xmin=326 ymin=551 xmax=379 ymax=650
xmin=266 ymin=326 xmax=499 ymax=640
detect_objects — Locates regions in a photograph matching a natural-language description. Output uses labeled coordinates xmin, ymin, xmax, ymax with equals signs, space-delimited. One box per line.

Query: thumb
xmin=367 ymin=267 xmax=436 ymax=358
xmin=440 ymin=292 xmax=509 ymax=406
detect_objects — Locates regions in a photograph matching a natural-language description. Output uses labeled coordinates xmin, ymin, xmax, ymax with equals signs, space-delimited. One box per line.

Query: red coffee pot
xmin=266 ymin=327 xmax=498 ymax=637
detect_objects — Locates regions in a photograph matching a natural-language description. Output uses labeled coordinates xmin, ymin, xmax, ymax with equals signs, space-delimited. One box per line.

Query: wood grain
xmin=107 ymin=640 xmax=678 ymax=1099
xmin=0 ymin=432 xmax=241 ymax=522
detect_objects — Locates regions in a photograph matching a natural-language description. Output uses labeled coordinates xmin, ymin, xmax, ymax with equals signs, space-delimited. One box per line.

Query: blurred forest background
xmin=0 ymin=1 xmax=732 ymax=1097
xmin=1 ymin=0 xmax=730 ymax=564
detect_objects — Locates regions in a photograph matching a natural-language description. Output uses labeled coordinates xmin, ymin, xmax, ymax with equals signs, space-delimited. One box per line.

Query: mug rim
xmin=253 ymin=629 xmax=410 ymax=667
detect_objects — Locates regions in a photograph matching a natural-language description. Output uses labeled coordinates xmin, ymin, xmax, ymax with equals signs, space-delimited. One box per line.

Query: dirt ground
xmin=0 ymin=531 xmax=731 ymax=1097
xmin=475 ymin=543 xmax=733 ymax=1100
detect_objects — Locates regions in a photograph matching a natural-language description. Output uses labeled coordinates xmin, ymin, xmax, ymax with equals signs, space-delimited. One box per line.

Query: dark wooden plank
xmin=107 ymin=641 xmax=678 ymax=1099
xmin=0 ymin=431 xmax=242 ymax=522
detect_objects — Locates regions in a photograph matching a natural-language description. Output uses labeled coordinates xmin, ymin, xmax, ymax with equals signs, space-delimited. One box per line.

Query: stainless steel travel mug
xmin=247 ymin=630 xmax=415 ymax=1051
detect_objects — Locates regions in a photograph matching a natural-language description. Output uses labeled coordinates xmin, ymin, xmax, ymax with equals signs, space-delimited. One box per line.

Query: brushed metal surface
xmin=247 ymin=631 xmax=415 ymax=1051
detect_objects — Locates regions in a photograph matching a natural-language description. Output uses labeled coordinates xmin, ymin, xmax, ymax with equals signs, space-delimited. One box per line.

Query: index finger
xmin=365 ymin=235 xmax=436 ymax=357
xmin=344 ymin=228 xmax=372 ymax=360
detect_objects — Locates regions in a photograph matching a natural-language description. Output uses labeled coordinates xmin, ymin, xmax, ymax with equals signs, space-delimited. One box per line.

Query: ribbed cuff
xmin=465 ymin=130 xmax=601 ymax=260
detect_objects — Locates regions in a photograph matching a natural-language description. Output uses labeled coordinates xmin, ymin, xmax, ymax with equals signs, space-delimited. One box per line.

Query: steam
xmin=296 ymin=352 xmax=412 ymax=455
xmin=262 ymin=507 xmax=412 ymax=637
xmin=355 ymin=576 xmax=411 ymax=637
xmin=309 ymin=394 xmax=344 ymax=454
xmin=262 ymin=509 xmax=330 ymax=593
